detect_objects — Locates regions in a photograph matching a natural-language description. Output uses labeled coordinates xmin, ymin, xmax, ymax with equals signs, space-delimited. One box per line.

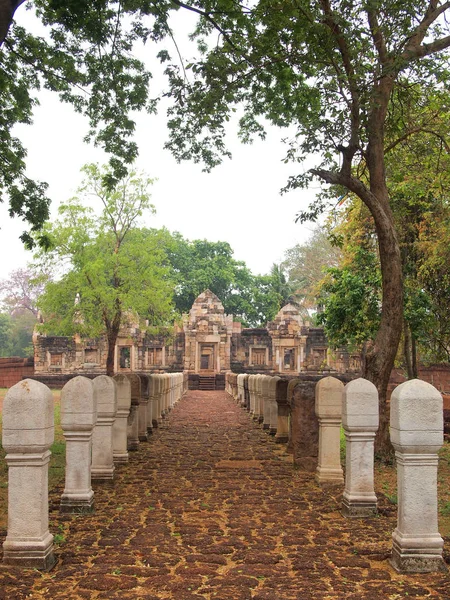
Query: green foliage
xmin=0 ymin=0 xmax=174 ymax=244
xmin=36 ymin=165 xmax=174 ymax=363
xmin=282 ymin=225 xmax=342 ymax=312
xmin=159 ymin=232 xmax=284 ymax=326
xmin=317 ymin=246 xmax=382 ymax=350
xmin=0 ymin=313 xmax=12 ymax=356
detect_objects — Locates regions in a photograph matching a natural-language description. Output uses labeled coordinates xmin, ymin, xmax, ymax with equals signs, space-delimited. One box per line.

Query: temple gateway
xmin=34 ymin=289 xmax=359 ymax=387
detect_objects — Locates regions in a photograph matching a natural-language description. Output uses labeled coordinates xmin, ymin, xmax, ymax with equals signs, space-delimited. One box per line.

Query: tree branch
xmin=171 ymin=0 xmax=240 ymax=54
xmin=366 ymin=7 xmax=388 ymax=64
xmin=385 ymin=126 xmax=450 ymax=154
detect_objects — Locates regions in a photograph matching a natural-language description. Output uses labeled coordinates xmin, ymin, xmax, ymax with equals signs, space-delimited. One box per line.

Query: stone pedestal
xmin=60 ymin=376 xmax=97 ymax=513
xmin=262 ymin=376 xmax=271 ymax=430
xmin=112 ymin=374 xmax=131 ymax=464
xmin=2 ymin=379 xmax=56 ymax=570
xmin=275 ymin=379 xmax=289 ymax=443
xmin=390 ymin=379 xmax=446 ymax=573
xmin=289 ymin=379 xmax=319 ymax=471
xmin=91 ymin=375 xmax=117 ymax=481
xmin=139 ymin=374 xmax=151 ymax=439
xmin=315 ymin=376 xmax=344 ymax=484
xmin=146 ymin=374 xmax=155 ymax=432
xmin=248 ymin=375 xmax=257 ymax=416
xmin=342 ymin=378 xmax=378 ymax=517
xmin=127 ymin=374 xmax=141 ymax=451
xmin=268 ymin=376 xmax=280 ymax=435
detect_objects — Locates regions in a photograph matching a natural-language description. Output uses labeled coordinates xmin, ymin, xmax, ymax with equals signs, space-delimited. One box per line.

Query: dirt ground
xmin=1 ymin=389 xmax=450 ymax=599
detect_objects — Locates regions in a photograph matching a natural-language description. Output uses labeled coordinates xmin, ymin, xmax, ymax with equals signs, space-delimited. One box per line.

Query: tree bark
xmin=106 ymin=327 xmax=119 ymax=377
xmin=362 ymin=73 xmax=403 ymax=461
xmin=0 ymin=0 xmax=26 ymax=47
xmin=404 ymin=319 xmax=414 ymax=380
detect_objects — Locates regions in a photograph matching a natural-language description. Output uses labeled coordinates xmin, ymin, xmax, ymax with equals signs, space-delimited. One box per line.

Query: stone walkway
xmin=1 ymin=390 xmax=450 ymax=599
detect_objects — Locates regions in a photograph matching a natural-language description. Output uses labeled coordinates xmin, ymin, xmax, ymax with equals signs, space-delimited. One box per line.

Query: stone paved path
xmin=1 ymin=390 xmax=450 ymax=599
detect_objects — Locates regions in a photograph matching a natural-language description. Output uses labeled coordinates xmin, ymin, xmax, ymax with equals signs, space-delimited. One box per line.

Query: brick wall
xmin=0 ymin=357 xmax=35 ymax=388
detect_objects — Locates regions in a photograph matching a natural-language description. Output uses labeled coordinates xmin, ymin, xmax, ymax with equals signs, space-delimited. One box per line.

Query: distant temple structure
xmin=33 ymin=290 xmax=360 ymax=385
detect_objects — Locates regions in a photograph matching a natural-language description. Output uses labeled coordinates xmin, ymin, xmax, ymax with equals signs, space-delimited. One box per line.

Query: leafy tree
xmin=0 ymin=0 xmax=175 ymax=245
xmin=0 ymin=267 xmax=48 ymax=316
xmin=0 ymin=312 xmax=12 ymax=356
xmin=160 ymin=1 xmax=450 ymax=456
xmin=37 ymin=164 xmax=174 ymax=375
xmin=160 ymin=232 xmax=283 ymax=326
xmin=282 ymin=225 xmax=342 ymax=313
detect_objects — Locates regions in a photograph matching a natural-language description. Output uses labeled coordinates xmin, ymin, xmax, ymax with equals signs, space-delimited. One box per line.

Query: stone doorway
xmin=199 ymin=344 xmax=216 ymax=373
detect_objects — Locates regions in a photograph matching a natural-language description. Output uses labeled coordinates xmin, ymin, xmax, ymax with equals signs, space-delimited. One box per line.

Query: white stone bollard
xmin=268 ymin=376 xmax=280 ymax=435
xmin=315 ymin=376 xmax=344 ymax=485
xmin=248 ymin=375 xmax=257 ymax=416
xmin=91 ymin=375 xmax=117 ymax=481
xmin=139 ymin=374 xmax=151 ymax=439
xmin=60 ymin=376 xmax=97 ymax=513
xmin=127 ymin=374 xmax=141 ymax=451
xmin=237 ymin=374 xmax=246 ymax=407
xmin=112 ymin=374 xmax=131 ymax=463
xmin=2 ymin=379 xmax=56 ymax=570
xmin=148 ymin=374 xmax=158 ymax=428
xmin=342 ymin=378 xmax=378 ymax=517
xmin=262 ymin=376 xmax=272 ymax=430
xmin=152 ymin=374 xmax=163 ymax=425
xmin=390 ymin=379 xmax=446 ymax=573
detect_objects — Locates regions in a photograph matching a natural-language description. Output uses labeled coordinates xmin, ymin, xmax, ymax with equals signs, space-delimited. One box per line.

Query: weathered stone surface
xmin=390 ymin=379 xmax=446 ymax=573
xmin=112 ymin=374 xmax=131 ymax=464
xmin=92 ymin=375 xmax=117 ymax=481
xmin=342 ymin=378 xmax=378 ymax=517
xmin=0 ymin=388 xmax=448 ymax=597
xmin=315 ymin=376 xmax=344 ymax=484
xmin=289 ymin=379 xmax=319 ymax=470
xmin=2 ymin=379 xmax=56 ymax=570
xmin=60 ymin=376 xmax=97 ymax=513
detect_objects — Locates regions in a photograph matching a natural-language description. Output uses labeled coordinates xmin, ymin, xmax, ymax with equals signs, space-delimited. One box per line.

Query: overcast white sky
xmin=0 ymin=6 xmax=322 ymax=282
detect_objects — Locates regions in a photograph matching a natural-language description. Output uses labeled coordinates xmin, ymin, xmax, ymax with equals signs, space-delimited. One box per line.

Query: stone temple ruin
xmin=33 ymin=289 xmax=359 ymax=387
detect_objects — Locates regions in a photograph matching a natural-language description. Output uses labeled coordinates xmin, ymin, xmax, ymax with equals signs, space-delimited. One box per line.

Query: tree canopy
xmin=0 ymin=0 xmax=175 ymax=245
xmin=36 ymin=163 xmax=174 ymax=375
xmin=157 ymin=231 xmax=288 ymax=326
xmin=158 ymin=0 xmax=450 ymax=456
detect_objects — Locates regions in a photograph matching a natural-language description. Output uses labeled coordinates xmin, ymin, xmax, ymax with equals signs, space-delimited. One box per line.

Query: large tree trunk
xmin=104 ymin=306 xmax=121 ymax=377
xmin=363 ymin=77 xmax=403 ymax=460
xmin=106 ymin=329 xmax=119 ymax=377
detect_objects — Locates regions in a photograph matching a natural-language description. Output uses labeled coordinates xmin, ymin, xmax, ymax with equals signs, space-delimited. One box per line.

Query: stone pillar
xmin=275 ymin=379 xmax=289 ymax=443
xmin=254 ymin=375 xmax=264 ymax=423
xmin=315 ymin=376 xmax=344 ymax=484
xmin=91 ymin=375 xmax=117 ymax=482
xmin=390 ymin=379 xmax=446 ymax=573
xmin=243 ymin=374 xmax=250 ymax=411
xmin=237 ymin=374 xmax=245 ymax=407
xmin=139 ymin=374 xmax=151 ymax=439
xmin=152 ymin=374 xmax=163 ymax=425
xmin=262 ymin=376 xmax=271 ymax=430
xmin=289 ymin=379 xmax=319 ymax=470
xmin=60 ymin=376 xmax=97 ymax=513
xmin=161 ymin=374 xmax=169 ymax=417
xmin=248 ymin=375 xmax=256 ymax=415
xmin=148 ymin=374 xmax=158 ymax=428
xmin=2 ymin=379 xmax=56 ymax=570
xmin=112 ymin=374 xmax=131 ymax=464
xmin=127 ymin=373 xmax=141 ymax=451
xmin=268 ymin=376 xmax=280 ymax=435
xmin=145 ymin=374 xmax=155 ymax=433
xmin=342 ymin=378 xmax=378 ymax=517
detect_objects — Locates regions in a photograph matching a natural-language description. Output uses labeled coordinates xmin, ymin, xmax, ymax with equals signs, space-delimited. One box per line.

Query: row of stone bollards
xmin=1 ymin=372 xmax=186 ymax=571
xmin=226 ymin=372 xmax=447 ymax=574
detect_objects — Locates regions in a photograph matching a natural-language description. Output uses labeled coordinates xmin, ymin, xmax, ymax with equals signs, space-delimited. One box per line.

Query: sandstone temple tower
xmin=183 ymin=290 xmax=233 ymax=374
